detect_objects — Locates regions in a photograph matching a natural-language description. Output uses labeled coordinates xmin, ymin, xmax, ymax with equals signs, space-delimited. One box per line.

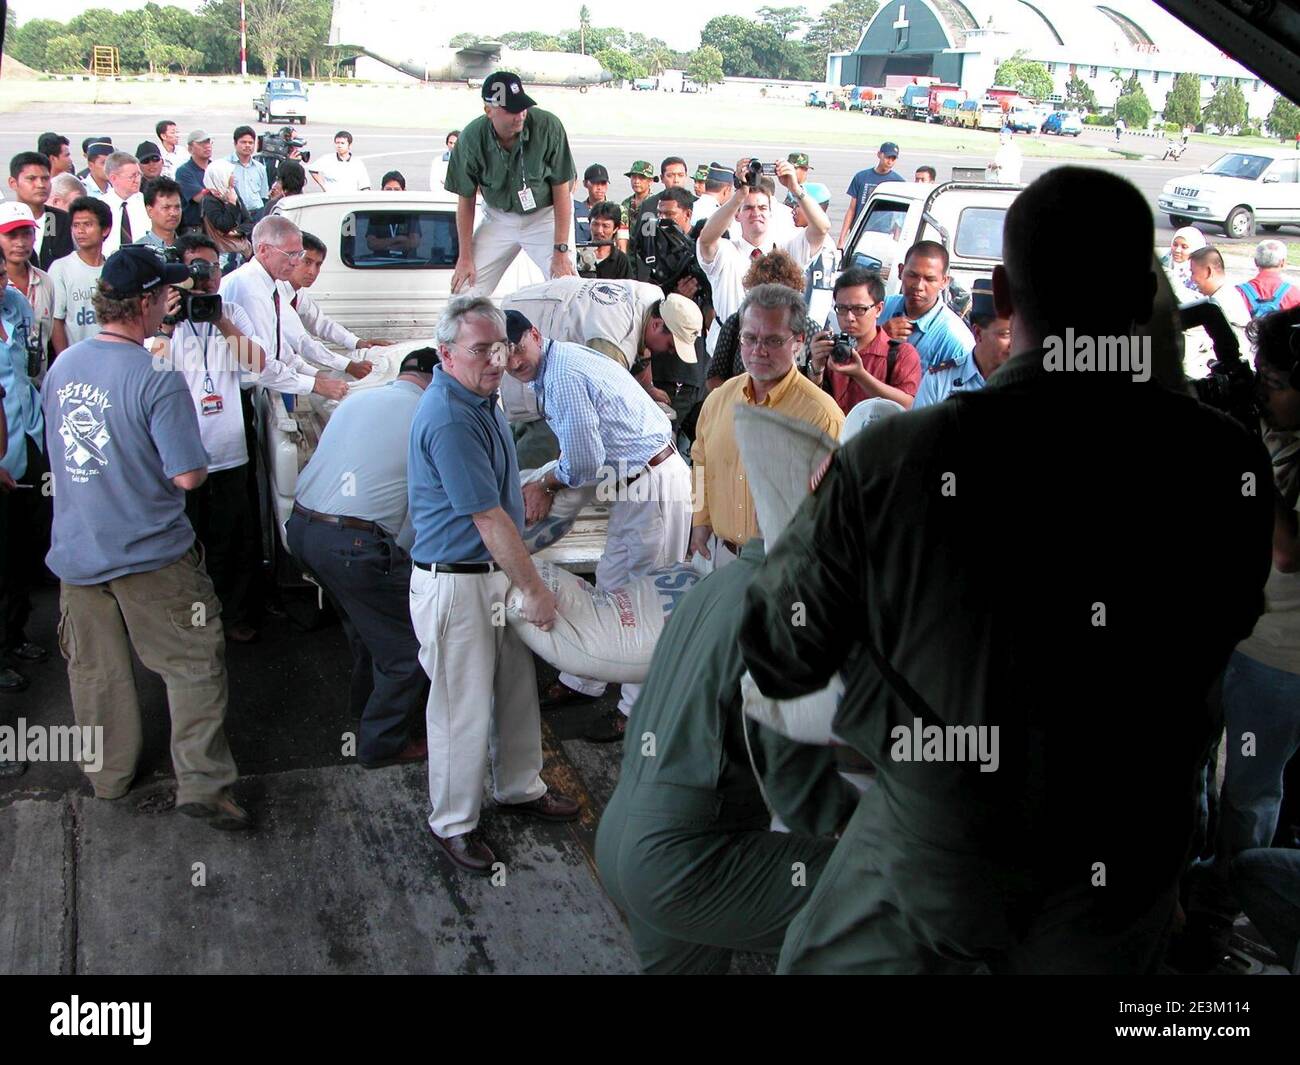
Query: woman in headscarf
xmin=1161 ymin=226 xmax=1207 ymax=296
xmin=201 ymin=158 xmax=254 ymax=270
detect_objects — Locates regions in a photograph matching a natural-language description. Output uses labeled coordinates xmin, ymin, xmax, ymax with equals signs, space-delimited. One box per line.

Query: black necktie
xmin=272 ymin=286 xmax=282 ymax=360
xmin=120 ymin=202 xmax=133 ymax=244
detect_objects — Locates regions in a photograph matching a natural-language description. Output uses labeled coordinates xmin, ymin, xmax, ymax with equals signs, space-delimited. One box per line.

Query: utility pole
xmin=240 ymin=0 xmax=248 ymax=77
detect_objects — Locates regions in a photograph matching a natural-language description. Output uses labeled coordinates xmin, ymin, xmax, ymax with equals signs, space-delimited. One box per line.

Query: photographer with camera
xmin=809 ymin=267 xmax=921 ymax=414
xmin=256 ymin=129 xmax=318 ymax=200
xmin=151 ymin=234 xmax=268 ymax=644
xmin=697 ymin=157 xmax=830 ymax=351
xmin=634 ymin=187 xmax=697 ymax=288
xmin=1185 ymin=305 xmax=1300 ymax=964
xmin=576 ymin=202 xmax=630 ymax=280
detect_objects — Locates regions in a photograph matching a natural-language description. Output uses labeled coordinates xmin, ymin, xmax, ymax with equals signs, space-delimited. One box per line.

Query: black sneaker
xmin=0 ymin=667 xmax=28 ymax=694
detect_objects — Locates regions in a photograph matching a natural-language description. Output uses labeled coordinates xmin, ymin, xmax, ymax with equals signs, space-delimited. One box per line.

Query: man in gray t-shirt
xmin=42 ymin=245 xmax=251 ymax=830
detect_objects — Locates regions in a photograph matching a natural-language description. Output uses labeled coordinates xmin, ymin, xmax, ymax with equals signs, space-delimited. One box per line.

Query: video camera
xmin=576 ymin=240 xmax=615 ymax=276
xmin=162 ymin=249 xmax=223 ymax=326
xmin=744 ymin=158 xmax=777 ymax=189
xmin=643 ymin=218 xmax=703 ymax=292
xmin=258 ymin=127 xmax=309 ymax=164
xmin=1179 ymin=298 xmax=1260 ymax=431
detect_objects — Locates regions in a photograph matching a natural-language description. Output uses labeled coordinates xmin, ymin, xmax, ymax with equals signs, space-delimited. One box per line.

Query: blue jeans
xmin=1194 ymin=651 xmax=1300 ymax=917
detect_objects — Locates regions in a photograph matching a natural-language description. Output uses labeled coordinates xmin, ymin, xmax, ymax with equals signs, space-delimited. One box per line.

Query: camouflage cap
xmin=692 ymin=165 xmax=710 ymax=182
xmin=624 ymin=160 xmax=656 ymax=179
xmin=788 ymin=151 xmax=813 ymax=169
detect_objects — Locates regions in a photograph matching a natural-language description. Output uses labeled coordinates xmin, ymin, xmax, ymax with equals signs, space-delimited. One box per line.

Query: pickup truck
xmin=255 ymin=78 xmax=309 ymax=124
xmin=810 ymin=179 xmax=1023 ymax=325
xmin=1158 ymin=148 xmax=1300 ymax=237
xmin=257 ymin=190 xmax=571 ymax=587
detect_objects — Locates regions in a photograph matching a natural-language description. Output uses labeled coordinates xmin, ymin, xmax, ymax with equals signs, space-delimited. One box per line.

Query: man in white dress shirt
xmin=99 ymin=153 xmax=150 ymax=258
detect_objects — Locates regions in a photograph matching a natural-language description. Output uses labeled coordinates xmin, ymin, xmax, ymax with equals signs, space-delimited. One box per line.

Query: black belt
xmin=413 ymin=560 xmax=501 ymax=574
xmin=292 ymin=502 xmax=383 ymax=535
xmin=624 ymin=443 xmax=677 ymax=487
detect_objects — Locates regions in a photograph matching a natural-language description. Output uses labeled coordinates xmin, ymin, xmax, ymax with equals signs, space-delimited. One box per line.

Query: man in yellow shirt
xmin=688 ymin=283 xmax=844 ymax=567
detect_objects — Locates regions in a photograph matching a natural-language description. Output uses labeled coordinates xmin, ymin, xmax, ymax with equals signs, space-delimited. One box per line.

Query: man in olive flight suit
xmin=596 ymin=539 xmax=855 ymax=975
xmin=739 ymin=167 xmax=1275 ymax=974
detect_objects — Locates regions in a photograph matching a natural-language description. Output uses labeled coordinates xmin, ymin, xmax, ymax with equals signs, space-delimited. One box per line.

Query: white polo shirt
xmin=160 ymin=145 xmax=187 ymax=180
xmin=697 ymin=227 xmax=823 ymax=326
xmin=311 ymin=153 xmax=371 ymax=193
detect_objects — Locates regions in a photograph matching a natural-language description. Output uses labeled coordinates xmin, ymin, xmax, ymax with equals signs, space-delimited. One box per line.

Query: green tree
xmin=1203 ymin=81 xmax=1247 ymax=133
xmin=245 ymin=0 xmax=295 ymax=76
xmin=1114 ymin=75 xmax=1152 ymax=129
xmin=147 ymin=42 xmax=202 ymax=74
xmin=579 ymin=5 xmax=590 ymax=55
xmin=501 ymin=31 xmax=563 ymax=51
xmin=993 ymin=54 xmax=1053 ymax=100
xmin=1162 ymin=72 xmax=1201 ymax=128
xmin=804 ymin=0 xmax=877 ymax=73
xmin=194 ymin=0 xmax=243 ymax=73
xmin=7 ymin=18 xmax=64 ymax=69
xmin=449 ymin=33 xmax=478 ymax=48
xmin=701 ymin=14 xmax=787 ymax=78
xmin=1064 ymin=74 xmax=1097 ymax=113
xmin=758 ymin=5 xmax=809 ymax=39
xmin=1265 ymin=96 xmax=1300 ymax=141
xmin=4 ymin=6 xmax=18 ymax=45
xmin=686 ymin=44 xmax=725 ymax=86
xmin=45 ymin=34 xmax=89 ymax=72
xmin=594 ymin=47 xmax=644 ymax=83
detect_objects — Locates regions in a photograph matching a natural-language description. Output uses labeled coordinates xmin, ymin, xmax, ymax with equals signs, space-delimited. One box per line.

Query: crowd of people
xmin=1 ymin=69 xmax=1297 ymax=975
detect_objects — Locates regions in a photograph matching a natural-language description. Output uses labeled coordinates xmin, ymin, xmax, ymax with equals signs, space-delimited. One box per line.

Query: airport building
xmin=827 ymin=0 xmax=1283 ymax=121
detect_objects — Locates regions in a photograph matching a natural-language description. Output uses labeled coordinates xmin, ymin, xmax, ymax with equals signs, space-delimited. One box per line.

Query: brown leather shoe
xmin=538 ymin=678 xmax=598 ymax=711
xmin=359 ymin=737 xmax=428 ymax=769
xmin=499 ymin=791 xmax=581 ymax=822
xmin=176 ymin=791 xmax=254 ymax=831
xmin=430 ymin=828 xmax=496 ymax=874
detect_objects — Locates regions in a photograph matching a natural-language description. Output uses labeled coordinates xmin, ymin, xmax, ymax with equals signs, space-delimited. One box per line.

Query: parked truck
xmin=902 ymin=83 xmax=932 ymax=121
xmin=929 ymin=86 xmax=967 ymax=123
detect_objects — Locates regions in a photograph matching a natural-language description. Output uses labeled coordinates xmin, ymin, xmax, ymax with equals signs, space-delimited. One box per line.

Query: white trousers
xmin=689 ymin=534 xmax=739 ymax=577
xmin=560 ymin=453 xmax=693 ymax=715
xmin=410 ymin=567 xmax=548 ymax=838
xmin=470 ymin=204 xmax=577 ymax=298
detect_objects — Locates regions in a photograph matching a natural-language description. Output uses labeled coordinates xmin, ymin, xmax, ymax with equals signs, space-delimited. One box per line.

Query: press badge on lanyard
xmin=518 ymin=180 xmax=536 ymax=212
xmin=200 ymin=325 xmax=223 ymax=415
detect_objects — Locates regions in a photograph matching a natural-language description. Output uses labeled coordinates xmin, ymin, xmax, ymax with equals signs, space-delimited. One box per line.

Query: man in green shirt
xmin=595 ymin=540 xmax=854 ymax=974
xmin=445 ymin=71 xmax=578 ymax=297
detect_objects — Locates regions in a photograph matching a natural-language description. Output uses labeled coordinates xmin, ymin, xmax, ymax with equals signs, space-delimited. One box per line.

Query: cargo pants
xmin=57 ymin=545 xmax=238 ymax=805
xmin=596 ymin=781 xmax=835 ymax=974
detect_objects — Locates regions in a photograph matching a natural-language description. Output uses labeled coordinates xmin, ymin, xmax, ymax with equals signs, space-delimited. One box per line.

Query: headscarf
xmin=203 ymin=158 xmax=236 ymax=195
xmin=1163 ymin=226 xmax=1206 ymax=293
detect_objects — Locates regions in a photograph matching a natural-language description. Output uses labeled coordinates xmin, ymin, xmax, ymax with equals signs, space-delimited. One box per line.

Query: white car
xmin=1158 ymin=149 xmax=1300 ymax=238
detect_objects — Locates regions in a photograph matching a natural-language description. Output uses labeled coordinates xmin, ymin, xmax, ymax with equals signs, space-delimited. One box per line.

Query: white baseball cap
xmin=0 ymin=201 xmax=37 ymax=234
xmin=659 ymin=294 xmax=703 ymax=364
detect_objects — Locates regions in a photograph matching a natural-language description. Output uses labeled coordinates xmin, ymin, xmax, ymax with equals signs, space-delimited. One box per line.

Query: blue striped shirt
xmin=532 ymin=339 xmax=671 ymax=488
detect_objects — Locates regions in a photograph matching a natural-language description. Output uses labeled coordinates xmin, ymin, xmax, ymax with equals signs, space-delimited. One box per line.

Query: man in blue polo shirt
xmin=408 ymin=294 xmax=580 ymax=874
xmin=880 ymin=240 xmax=974 ymax=372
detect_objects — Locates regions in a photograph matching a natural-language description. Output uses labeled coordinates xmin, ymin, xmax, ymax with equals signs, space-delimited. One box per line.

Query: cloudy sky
xmin=9 ymin=0 xmax=842 ymax=52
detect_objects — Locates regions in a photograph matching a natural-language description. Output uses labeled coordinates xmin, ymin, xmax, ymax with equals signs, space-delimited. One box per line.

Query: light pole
xmin=240 ymin=0 xmax=248 ymax=77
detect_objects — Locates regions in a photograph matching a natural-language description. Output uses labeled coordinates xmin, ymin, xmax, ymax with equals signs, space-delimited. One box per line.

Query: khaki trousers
xmin=57 ymin=545 xmax=237 ymax=805
xmin=409 ymin=566 xmax=548 ymax=838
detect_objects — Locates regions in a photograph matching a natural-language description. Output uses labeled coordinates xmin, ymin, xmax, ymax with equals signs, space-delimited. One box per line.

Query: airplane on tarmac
xmin=339 ymin=40 xmax=616 ymax=91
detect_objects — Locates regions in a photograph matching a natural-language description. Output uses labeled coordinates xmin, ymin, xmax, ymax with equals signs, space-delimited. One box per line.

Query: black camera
xmin=743 ymin=159 xmax=776 ymax=188
xmin=1179 ymin=298 xmax=1259 ymax=432
xmin=830 ymin=333 xmax=858 ymax=364
xmin=162 ymin=251 xmax=223 ymax=325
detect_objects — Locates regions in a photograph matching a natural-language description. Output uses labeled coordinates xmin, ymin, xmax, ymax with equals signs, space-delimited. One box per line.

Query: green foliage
xmin=500 ymin=31 xmax=563 ymax=51
xmin=1265 ymin=96 xmax=1300 ymax=141
xmin=1203 ymin=81 xmax=1247 ymax=133
xmin=1082 ymin=114 xmax=1116 ymax=126
xmin=594 ymin=47 xmax=645 ymax=83
xmin=147 ymin=42 xmax=203 ymax=74
xmin=6 ymin=18 xmax=63 ymax=69
xmin=1162 ymin=72 xmax=1201 ymax=128
xmin=1114 ymin=79 xmax=1152 ymax=130
xmin=686 ymin=45 xmax=725 ymax=87
xmin=1064 ymin=74 xmax=1097 ymax=114
xmin=701 ymin=13 xmax=812 ymax=79
xmin=803 ymin=0 xmax=878 ymax=73
xmin=758 ymin=5 xmax=810 ymax=39
xmin=993 ymin=54 xmax=1053 ymax=101
xmin=45 ymin=34 xmax=89 ymax=73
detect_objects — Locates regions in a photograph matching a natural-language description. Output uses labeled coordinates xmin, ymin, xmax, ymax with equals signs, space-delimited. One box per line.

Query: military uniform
xmin=911 ymin=353 xmax=988 ymax=409
xmin=595 ymin=540 xmax=853 ymax=974
xmin=739 ymin=351 xmax=1274 ymax=974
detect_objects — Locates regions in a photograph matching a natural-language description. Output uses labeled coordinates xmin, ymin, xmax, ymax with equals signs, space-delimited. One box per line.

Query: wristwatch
xmin=553 ymin=243 xmax=570 ymax=253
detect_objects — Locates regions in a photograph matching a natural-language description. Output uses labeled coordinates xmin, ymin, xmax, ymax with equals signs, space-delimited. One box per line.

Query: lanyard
xmin=197 ymin=322 xmax=217 ymax=394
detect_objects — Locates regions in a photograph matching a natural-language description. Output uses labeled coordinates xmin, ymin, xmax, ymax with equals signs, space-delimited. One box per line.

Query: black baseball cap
xmin=482 ymin=71 xmax=537 ymax=113
xmin=504 ymin=310 xmax=534 ymax=345
xmin=99 ymin=245 xmax=190 ymax=298
xmin=584 ymin=163 xmax=610 ymax=183
xmin=135 ymin=141 xmax=162 ymax=164
xmin=399 ymin=346 xmax=439 ymax=373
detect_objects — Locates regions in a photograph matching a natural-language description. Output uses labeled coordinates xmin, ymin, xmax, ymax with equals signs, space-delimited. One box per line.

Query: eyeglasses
xmin=265 ymin=245 xmax=306 ymax=262
xmin=447 ymin=340 xmax=508 ymax=362
xmin=834 ymin=303 xmax=881 ymax=317
xmin=739 ymin=332 xmax=795 ymax=352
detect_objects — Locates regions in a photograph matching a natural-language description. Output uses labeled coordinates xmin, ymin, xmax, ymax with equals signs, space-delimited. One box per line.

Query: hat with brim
xmin=659 ymin=295 xmax=702 ymax=364
xmin=86 ymin=142 xmax=114 ymax=161
xmin=788 ymin=152 xmax=813 ymax=169
xmin=625 ymin=160 xmax=655 ymax=180
xmin=482 ymin=71 xmax=537 ymax=113
xmin=99 ymin=245 xmax=191 ymax=298
xmin=785 ymin=181 xmax=831 ymax=209
xmin=186 ymin=130 xmax=212 ymax=146
xmin=504 ymin=309 xmax=534 ymax=346
xmin=692 ymin=165 xmax=710 ymax=182
xmin=0 ymin=202 xmax=38 ymax=234
xmin=135 ymin=141 xmax=163 ymax=164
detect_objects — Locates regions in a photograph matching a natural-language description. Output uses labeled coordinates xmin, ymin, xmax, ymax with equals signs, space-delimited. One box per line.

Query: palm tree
xmin=645 ymin=46 xmax=672 ymax=76
xmin=579 ymin=6 xmax=591 ymax=56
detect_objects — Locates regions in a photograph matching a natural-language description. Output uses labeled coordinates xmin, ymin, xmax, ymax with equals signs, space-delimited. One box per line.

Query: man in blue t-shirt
xmin=407 ymin=294 xmax=579 ymax=875
xmin=42 ymin=245 xmax=250 ymax=830
xmin=838 ymin=142 xmax=905 ymax=250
